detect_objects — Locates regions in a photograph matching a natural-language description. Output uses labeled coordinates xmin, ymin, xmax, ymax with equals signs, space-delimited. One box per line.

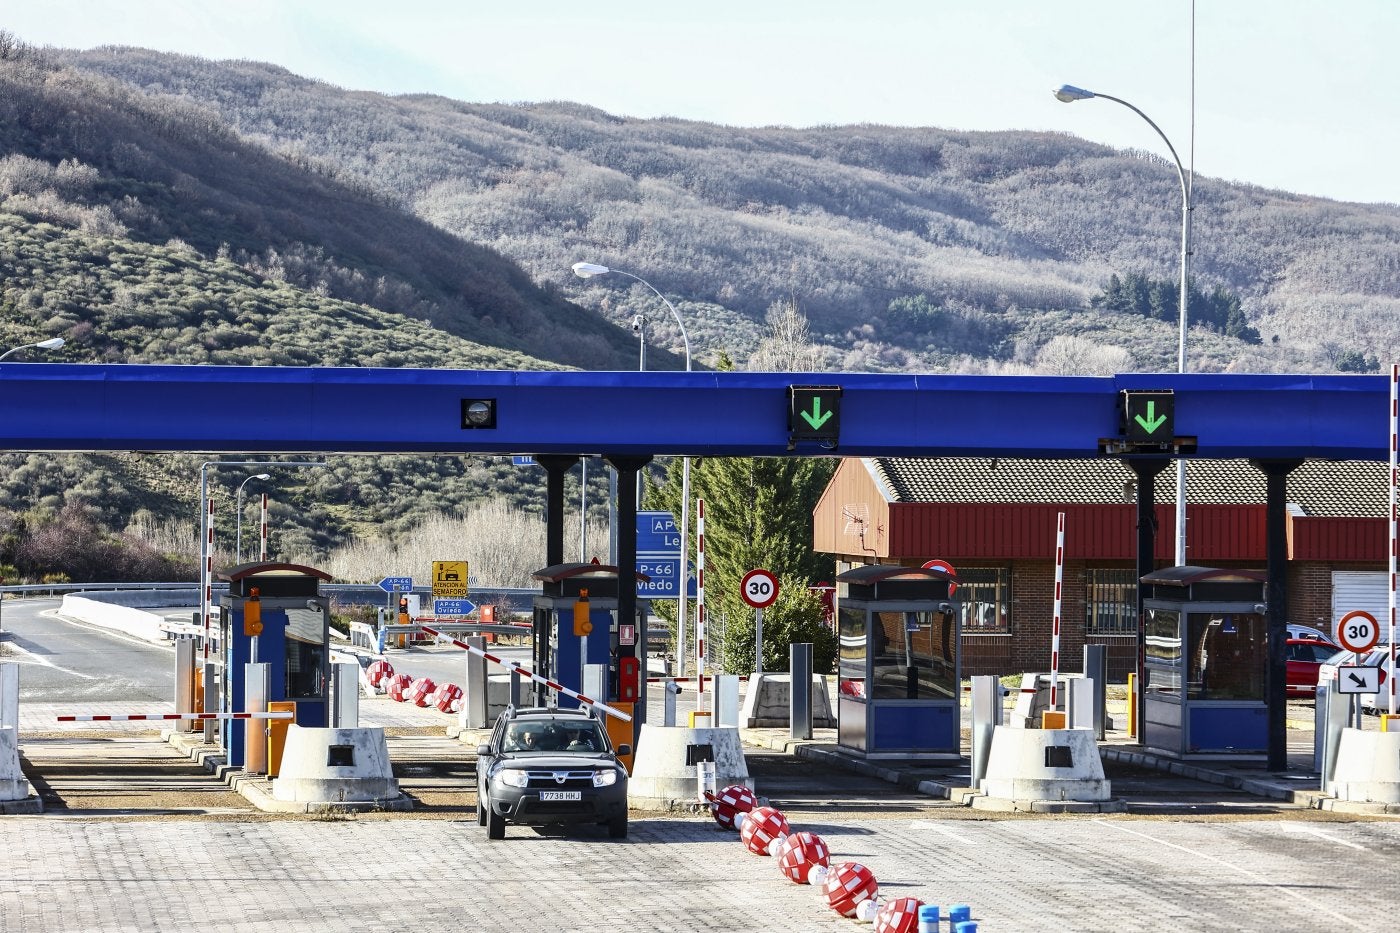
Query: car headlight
xmin=593 ymin=769 xmax=619 ymax=788
xmin=497 ymin=769 xmax=530 ymax=788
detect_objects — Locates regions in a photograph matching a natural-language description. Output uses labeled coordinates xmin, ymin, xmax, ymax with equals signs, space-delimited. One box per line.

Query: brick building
xmin=812 ymin=457 xmax=1388 ymax=680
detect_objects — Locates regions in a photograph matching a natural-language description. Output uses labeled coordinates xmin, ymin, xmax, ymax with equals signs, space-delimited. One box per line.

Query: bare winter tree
xmin=1033 ymin=335 xmax=1132 ymax=375
xmin=322 ymin=500 xmax=608 ymax=587
xmin=746 ymin=298 xmax=825 ymax=372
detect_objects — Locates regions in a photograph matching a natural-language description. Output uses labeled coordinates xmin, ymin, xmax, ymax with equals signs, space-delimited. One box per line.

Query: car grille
xmin=521 ymin=769 xmax=596 ymax=789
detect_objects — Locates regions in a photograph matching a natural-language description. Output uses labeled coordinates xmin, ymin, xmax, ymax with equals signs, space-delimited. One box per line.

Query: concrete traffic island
xmin=1328 ymin=727 xmax=1400 ymax=804
xmin=973 ymin=726 xmax=1124 ymax=813
xmin=628 ymin=724 xmax=751 ymax=810
xmin=739 ymin=673 xmax=836 ymax=728
xmin=0 ymin=726 xmax=40 ymax=814
xmin=263 ymin=725 xmax=412 ymax=813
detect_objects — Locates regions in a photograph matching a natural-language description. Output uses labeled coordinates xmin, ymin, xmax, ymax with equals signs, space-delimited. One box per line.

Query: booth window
xmin=958 ymin=568 xmax=1011 ymax=633
xmin=1143 ymin=608 xmax=1183 ymax=696
xmin=1187 ymin=612 xmax=1265 ymax=701
xmin=284 ymin=608 xmax=326 ymax=700
xmin=869 ymin=610 xmax=958 ymax=701
xmin=837 ymin=605 xmax=867 ymax=699
xmin=1086 ymin=568 xmax=1138 ymax=634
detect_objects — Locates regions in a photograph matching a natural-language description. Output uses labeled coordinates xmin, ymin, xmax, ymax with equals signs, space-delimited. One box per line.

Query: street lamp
xmin=572 ymin=261 xmax=694 ymax=673
xmin=0 ymin=337 xmax=64 ymax=361
xmin=1055 ymin=84 xmax=1192 ymax=566
xmin=235 ymin=473 xmax=271 ymax=563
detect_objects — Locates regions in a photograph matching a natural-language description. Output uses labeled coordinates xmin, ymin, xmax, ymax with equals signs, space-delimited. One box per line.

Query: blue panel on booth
xmin=870 ymin=703 xmax=958 ymax=753
xmin=1188 ymin=705 xmax=1267 ymax=753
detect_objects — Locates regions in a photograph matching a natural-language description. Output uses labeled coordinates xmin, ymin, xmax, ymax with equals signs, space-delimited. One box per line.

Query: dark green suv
xmin=476 ymin=706 xmax=631 ymax=840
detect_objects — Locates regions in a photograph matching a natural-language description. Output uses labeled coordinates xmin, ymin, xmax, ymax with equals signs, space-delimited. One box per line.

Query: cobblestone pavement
xmin=3 ymin=806 xmax=1399 ymax=931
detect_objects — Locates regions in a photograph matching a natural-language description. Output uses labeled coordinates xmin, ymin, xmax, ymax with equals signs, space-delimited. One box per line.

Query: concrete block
xmin=628 ymin=724 xmax=751 ymax=809
xmin=739 ymin=672 xmax=836 ymax=728
xmin=271 ymin=725 xmax=404 ymax=807
xmin=979 ymin=726 xmax=1113 ymax=802
xmin=0 ymin=727 xmax=31 ymax=802
xmin=1330 ymin=727 xmax=1400 ymax=804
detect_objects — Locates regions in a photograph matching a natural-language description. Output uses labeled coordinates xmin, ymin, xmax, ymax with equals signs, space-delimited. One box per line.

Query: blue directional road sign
xmin=636 ymin=558 xmax=697 ymax=599
xmin=433 ymin=598 xmax=477 ymax=616
xmin=512 ymin=456 xmax=537 ymax=466
xmin=637 ymin=511 xmax=681 ymax=555
xmin=377 ymin=576 xmax=413 ymax=593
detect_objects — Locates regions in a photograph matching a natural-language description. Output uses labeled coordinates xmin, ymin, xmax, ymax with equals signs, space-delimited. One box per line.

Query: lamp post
xmin=1055 ymin=84 xmax=1192 ymax=566
xmin=235 ymin=473 xmax=271 ymax=563
xmin=198 ymin=459 xmax=330 ymax=661
xmin=0 ymin=337 xmax=64 ymax=361
xmin=572 ymin=261 xmax=694 ymax=673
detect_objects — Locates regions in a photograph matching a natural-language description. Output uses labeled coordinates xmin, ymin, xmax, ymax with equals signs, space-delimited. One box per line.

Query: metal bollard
xmin=1083 ymin=644 xmax=1107 ymax=739
xmin=790 ymin=643 xmax=813 ymax=740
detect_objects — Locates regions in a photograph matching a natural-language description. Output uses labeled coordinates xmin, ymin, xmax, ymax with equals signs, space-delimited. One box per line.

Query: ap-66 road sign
xmin=377 ymin=576 xmax=413 ymax=593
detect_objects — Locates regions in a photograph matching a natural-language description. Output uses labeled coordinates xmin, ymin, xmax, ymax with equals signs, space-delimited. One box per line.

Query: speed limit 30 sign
xmin=1336 ymin=609 xmax=1380 ymax=654
xmin=740 ymin=568 xmax=780 ymax=609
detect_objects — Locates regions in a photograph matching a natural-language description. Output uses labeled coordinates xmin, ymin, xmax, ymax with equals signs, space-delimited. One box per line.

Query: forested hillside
xmin=56 ymin=46 xmax=1400 ymax=375
xmin=3 ymin=35 xmax=1400 ymax=582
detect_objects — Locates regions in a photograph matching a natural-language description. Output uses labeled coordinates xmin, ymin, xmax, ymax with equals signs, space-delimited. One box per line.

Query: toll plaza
xmin=0 ymin=364 xmax=1392 ymax=774
xmin=834 ymin=565 xmax=961 ymax=759
xmin=1141 ymin=566 xmax=1270 ymax=760
xmin=217 ymin=562 xmax=333 ymax=767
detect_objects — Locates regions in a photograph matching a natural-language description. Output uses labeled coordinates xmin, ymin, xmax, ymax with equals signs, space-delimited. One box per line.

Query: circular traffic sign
xmin=922 ymin=559 xmax=958 ymax=595
xmin=740 ymin=568 xmax=780 ymax=609
xmin=1336 ymin=609 xmax=1380 ymax=654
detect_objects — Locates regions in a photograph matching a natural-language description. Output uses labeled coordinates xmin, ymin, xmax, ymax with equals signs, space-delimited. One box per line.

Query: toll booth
xmin=834 ymin=565 xmax=960 ymax=759
xmin=1141 ymin=566 xmax=1269 ymax=760
xmin=218 ymin=562 xmax=333 ymax=767
xmin=531 ymin=564 xmax=647 ymax=714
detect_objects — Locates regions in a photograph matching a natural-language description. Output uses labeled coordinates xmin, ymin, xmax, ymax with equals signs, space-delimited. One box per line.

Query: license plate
xmin=540 ymin=791 xmax=581 ymax=801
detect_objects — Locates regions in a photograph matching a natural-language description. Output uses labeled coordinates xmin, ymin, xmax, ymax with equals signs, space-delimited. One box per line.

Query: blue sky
xmin=6 ymin=1 xmax=1399 ymax=205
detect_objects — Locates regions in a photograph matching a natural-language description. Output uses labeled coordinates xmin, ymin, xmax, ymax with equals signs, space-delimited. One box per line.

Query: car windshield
xmin=502 ymin=719 xmax=607 ymax=754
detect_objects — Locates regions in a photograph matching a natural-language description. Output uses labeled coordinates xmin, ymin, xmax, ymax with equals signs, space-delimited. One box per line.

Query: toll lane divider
xmin=416 ymin=624 xmax=631 ymax=722
xmin=57 ymin=711 xmax=294 ymax=722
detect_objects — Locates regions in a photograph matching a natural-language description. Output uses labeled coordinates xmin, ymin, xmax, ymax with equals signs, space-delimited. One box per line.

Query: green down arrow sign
xmin=1122 ymin=391 xmax=1174 ymax=444
xmin=789 ymin=385 xmax=842 ymax=442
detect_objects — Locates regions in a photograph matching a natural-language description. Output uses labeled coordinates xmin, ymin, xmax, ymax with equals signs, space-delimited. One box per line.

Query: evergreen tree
xmin=646 ymin=454 xmax=836 ymax=674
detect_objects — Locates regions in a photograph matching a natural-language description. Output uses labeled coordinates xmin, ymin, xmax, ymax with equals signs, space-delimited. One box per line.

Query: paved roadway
xmin=6 ymin=599 xmax=1400 ymax=931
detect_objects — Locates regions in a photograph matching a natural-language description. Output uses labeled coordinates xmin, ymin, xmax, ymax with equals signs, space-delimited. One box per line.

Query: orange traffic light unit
xmin=573 ymin=588 xmax=593 ymax=637
xmin=243 ymin=586 xmax=263 ymax=637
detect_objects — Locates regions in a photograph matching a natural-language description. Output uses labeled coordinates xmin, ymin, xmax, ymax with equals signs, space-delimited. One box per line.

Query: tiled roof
xmin=871 ymin=458 xmax=1386 ymax=518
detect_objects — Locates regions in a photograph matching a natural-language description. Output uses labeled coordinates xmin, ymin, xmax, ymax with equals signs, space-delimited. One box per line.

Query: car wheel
xmin=608 ymin=813 xmax=628 ymax=839
xmin=487 ymin=805 xmax=506 ymax=840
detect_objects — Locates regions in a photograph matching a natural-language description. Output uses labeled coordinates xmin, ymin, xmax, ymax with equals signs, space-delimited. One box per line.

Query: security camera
xmin=632 ymin=314 xmax=643 ymax=334
xmin=306 ymin=599 xmax=322 ymax=612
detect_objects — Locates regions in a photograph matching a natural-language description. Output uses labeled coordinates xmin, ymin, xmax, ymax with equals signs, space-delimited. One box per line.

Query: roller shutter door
xmin=1332 ymin=571 xmax=1391 ymax=641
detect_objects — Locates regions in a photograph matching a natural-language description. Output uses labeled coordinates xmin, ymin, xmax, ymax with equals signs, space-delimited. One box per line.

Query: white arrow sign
xmin=1337 ymin=665 xmax=1381 ymax=695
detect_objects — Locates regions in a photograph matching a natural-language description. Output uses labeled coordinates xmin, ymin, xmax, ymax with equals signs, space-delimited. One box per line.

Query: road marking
xmin=1276 ymin=823 xmax=1368 ymax=850
xmin=908 ymin=820 xmax=974 ymax=843
xmin=0 ymin=641 xmax=99 ymax=679
xmin=1095 ymin=821 xmax=1367 ymax=929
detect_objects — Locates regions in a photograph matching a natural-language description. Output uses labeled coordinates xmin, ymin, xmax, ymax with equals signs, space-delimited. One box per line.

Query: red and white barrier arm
xmin=57 ymin=711 xmax=294 ymax=722
xmin=416 ymin=624 xmax=632 ymax=722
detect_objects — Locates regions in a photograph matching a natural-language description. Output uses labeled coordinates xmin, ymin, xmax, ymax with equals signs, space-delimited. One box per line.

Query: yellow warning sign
xmin=432 ymin=560 xmax=468 ymax=597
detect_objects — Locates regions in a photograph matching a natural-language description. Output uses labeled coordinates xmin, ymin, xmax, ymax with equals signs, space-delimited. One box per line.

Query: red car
xmin=1286 ymin=637 xmax=1343 ymax=698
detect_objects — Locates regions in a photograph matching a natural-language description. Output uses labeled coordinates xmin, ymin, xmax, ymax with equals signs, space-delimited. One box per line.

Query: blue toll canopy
xmin=0 ymin=364 xmax=1386 ymax=461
